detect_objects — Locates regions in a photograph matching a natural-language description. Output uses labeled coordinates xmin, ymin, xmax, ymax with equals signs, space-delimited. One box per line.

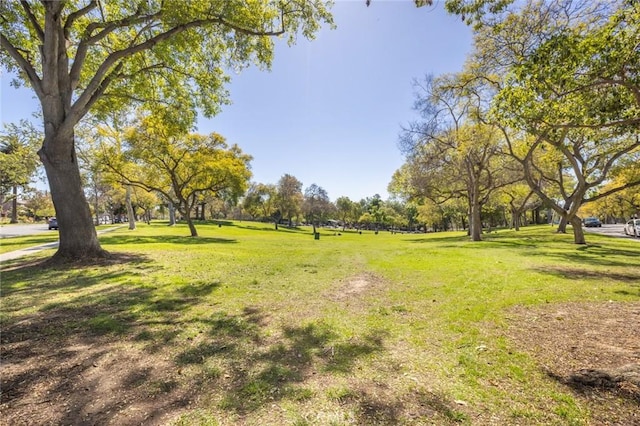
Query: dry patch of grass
xmin=504 ymin=301 xmax=640 ymax=426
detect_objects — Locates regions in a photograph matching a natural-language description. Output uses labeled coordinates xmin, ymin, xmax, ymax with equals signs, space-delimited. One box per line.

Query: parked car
xmin=48 ymin=217 xmax=58 ymax=230
xmin=624 ymin=219 xmax=640 ymax=237
xmin=583 ymin=217 xmax=602 ymax=227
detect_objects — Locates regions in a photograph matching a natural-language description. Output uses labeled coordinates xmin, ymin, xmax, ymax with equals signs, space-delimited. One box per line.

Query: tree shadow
xmin=98 ymin=235 xmax=237 ymax=246
xmin=405 ymin=233 xmax=469 ymax=244
xmin=523 ymin=243 xmax=640 ymax=269
xmin=531 ymin=266 xmax=640 ymax=283
xmin=0 ymin=255 xmax=224 ymax=425
xmin=173 ymin=310 xmax=388 ymax=415
xmin=545 ymin=367 xmax=640 ymax=406
xmin=2 ymin=256 xmax=390 ymax=426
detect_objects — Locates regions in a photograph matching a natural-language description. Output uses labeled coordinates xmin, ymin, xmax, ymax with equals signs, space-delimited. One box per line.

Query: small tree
xmin=243 ymin=183 xmax=279 ymax=228
xmin=0 ymin=121 xmax=41 ymax=223
xmin=23 ymin=189 xmax=55 ymax=220
xmin=276 ymin=174 xmax=304 ymax=227
xmin=302 ymin=184 xmax=333 ymax=234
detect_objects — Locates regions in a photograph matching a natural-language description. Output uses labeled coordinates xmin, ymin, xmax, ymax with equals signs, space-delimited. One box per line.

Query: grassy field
xmin=1 ymin=222 xmax=638 ymax=425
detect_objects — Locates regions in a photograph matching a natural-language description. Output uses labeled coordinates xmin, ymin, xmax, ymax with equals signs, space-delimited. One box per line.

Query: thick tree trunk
xmin=39 ymin=137 xmax=108 ymax=261
xmin=570 ymin=216 xmax=586 ymax=244
xmin=512 ymin=211 xmax=520 ymax=231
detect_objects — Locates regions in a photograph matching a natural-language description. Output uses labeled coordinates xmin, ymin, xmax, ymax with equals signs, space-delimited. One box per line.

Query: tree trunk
xmin=126 ymin=185 xmax=136 ymax=230
xmin=185 ymin=212 xmax=198 ymax=237
xmin=10 ymin=186 xmax=18 ymax=223
xmin=168 ymin=201 xmax=176 ymax=225
xmin=39 ymin=138 xmax=108 ymax=261
xmin=557 ymin=215 xmax=568 ymax=233
xmin=469 ymin=191 xmax=482 ymax=241
xmin=93 ymin=185 xmax=100 ymax=225
xmin=570 ymin=216 xmax=586 ymax=244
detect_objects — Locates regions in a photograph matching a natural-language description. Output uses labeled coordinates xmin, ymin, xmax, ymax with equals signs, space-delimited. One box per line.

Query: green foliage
xmin=462 ymin=0 xmax=640 ymax=242
xmin=0 ymin=0 xmax=333 ymax=258
xmin=243 ymin=182 xmax=278 ymax=222
xmin=100 ymin=111 xmax=252 ymax=235
xmin=0 ymin=120 xmax=41 ymax=201
xmin=276 ymin=174 xmax=304 ymax=225
xmin=302 ymin=183 xmax=334 ymax=228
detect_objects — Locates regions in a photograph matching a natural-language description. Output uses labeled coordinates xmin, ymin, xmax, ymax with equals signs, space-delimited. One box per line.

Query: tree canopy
xmin=102 ymin=113 xmax=252 ymax=237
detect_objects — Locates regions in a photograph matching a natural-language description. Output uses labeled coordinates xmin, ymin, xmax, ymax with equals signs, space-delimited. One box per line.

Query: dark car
xmin=48 ymin=217 xmax=58 ymax=230
xmin=583 ymin=217 xmax=602 ymax=227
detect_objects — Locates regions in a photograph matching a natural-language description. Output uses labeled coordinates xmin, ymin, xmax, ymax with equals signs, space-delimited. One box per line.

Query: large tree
xmin=0 ymin=0 xmax=332 ymax=261
xmin=398 ymin=74 xmax=513 ymax=241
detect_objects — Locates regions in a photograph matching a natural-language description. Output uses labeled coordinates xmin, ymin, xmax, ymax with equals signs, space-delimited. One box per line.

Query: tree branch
xmin=73 ymin=11 xmax=286 ymax=117
xmin=0 ymin=34 xmax=44 ymax=100
xmin=64 ymin=0 xmax=98 ymax=38
xmin=20 ymin=0 xmax=44 ymax=42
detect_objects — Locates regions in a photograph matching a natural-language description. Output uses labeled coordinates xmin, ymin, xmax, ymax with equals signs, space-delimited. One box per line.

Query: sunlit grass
xmin=1 ymin=221 xmax=638 ymax=425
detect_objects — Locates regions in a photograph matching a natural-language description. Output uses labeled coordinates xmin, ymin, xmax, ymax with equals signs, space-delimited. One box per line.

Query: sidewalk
xmin=0 ymin=226 xmax=124 ymax=263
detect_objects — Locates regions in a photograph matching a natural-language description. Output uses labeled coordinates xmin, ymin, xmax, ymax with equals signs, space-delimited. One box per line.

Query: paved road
xmin=584 ymin=223 xmax=639 ymax=240
xmin=0 ymin=223 xmax=56 ymax=238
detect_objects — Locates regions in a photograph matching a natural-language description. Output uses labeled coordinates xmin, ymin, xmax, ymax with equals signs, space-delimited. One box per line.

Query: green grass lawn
xmin=0 ymin=232 xmax=59 ymax=254
xmin=1 ymin=222 xmax=638 ymax=425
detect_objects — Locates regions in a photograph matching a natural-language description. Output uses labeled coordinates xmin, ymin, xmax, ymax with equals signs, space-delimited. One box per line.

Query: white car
xmin=624 ymin=219 xmax=640 ymax=237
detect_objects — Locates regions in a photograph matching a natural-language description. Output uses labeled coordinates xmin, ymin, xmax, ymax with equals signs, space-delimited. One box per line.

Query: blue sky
xmin=1 ymin=0 xmax=473 ymax=202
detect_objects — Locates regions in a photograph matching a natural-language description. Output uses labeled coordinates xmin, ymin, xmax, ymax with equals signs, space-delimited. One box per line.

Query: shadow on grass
xmin=172 ymin=309 xmax=387 ymax=415
xmin=98 ymin=234 xmax=237 ymax=246
xmin=1 ymin=258 xmax=395 ymax=424
xmin=405 ymin=232 xmax=469 ymax=244
xmin=243 ymin=224 xmax=309 ymax=235
xmin=545 ymin=368 xmax=640 ymax=407
xmin=0 ymin=254 xmax=223 ymax=425
xmin=524 ymin=243 xmax=640 ymax=269
xmin=531 ymin=266 xmax=640 ymax=283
